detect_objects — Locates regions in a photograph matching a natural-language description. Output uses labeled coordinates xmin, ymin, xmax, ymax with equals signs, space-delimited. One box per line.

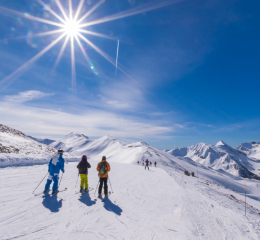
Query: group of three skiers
xmin=43 ymin=150 xmax=110 ymax=197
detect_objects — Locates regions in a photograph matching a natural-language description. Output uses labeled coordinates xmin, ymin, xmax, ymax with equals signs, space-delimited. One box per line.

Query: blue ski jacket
xmin=48 ymin=154 xmax=65 ymax=175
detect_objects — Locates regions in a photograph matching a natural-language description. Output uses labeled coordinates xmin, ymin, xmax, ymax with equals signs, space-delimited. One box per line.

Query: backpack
xmin=99 ymin=162 xmax=107 ymax=176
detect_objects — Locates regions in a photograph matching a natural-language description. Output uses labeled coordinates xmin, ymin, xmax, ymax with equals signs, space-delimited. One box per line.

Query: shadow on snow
xmin=78 ymin=193 xmax=96 ymax=206
xmin=103 ymin=198 xmax=122 ymax=216
xmin=42 ymin=194 xmax=62 ymax=212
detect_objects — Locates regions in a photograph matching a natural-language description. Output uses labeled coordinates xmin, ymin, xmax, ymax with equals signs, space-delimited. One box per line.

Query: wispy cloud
xmin=4 ymin=90 xmax=54 ymax=103
xmin=185 ymin=122 xmax=215 ymax=128
xmin=0 ymin=97 xmax=174 ymax=140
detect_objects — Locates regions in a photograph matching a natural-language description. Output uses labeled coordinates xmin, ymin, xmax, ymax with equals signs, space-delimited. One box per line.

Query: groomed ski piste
xmin=1 ymin=159 xmax=260 ymax=240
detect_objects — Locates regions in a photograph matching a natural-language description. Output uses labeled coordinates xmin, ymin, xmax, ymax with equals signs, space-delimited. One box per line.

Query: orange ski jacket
xmin=97 ymin=160 xmax=111 ymax=178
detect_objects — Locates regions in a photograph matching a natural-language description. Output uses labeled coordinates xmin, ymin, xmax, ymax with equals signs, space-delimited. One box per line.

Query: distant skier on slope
xmin=77 ymin=155 xmax=91 ymax=193
xmin=137 ymin=161 xmax=140 ymax=164
xmin=145 ymin=159 xmax=149 ymax=170
xmin=43 ymin=149 xmax=65 ymax=194
xmin=142 ymin=160 xmax=145 ymax=166
xmin=154 ymin=162 xmax=157 ymax=167
xmin=97 ymin=156 xmax=111 ymax=198
xmin=150 ymin=161 xmax=152 ymax=165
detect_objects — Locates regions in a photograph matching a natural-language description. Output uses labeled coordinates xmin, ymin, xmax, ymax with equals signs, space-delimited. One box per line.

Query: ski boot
xmin=104 ymin=194 xmax=108 ymax=198
xmin=98 ymin=193 xmax=102 ymax=198
xmin=52 ymin=190 xmax=59 ymax=194
xmin=84 ymin=188 xmax=89 ymax=193
xmin=43 ymin=189 xmax=49 ymax=193
xmin=80 ymin=187 xmax=83 ymax=193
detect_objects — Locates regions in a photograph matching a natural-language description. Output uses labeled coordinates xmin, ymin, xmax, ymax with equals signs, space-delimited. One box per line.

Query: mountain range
xmin=1 ymin=123 xmax=259 ymax=179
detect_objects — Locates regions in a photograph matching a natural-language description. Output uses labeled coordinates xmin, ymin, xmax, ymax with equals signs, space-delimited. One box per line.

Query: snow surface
xmin=0 ymin=162 xmax=259 ymax=239
xmin=1 ymin=127 xmax=260 ymax=239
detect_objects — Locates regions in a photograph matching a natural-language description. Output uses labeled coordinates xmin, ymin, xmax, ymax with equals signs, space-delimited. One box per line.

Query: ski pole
xmin=32 ymin=172 xmax=48 ymax=193
xmin=75 ymin=173 xmax=79 ymax=188
xmin=108 ymin=177 xmax=114 ymax=193
xmin=94 ymin=179 xmax=100 ymax=196
xmin=58 ymin=172 xmax=64 ymax=189
xmin=245 ymin=183 xmax=246 ymax=216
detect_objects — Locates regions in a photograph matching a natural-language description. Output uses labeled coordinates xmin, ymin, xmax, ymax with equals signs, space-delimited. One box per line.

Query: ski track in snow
xmin=0 ymin=162 xmax=260 ymax=240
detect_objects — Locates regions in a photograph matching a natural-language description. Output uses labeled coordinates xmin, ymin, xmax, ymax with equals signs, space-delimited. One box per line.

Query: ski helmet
xmin=58 ymin=149 xmax=64 ymax=155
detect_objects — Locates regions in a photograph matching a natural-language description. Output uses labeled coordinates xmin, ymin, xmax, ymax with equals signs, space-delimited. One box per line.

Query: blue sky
xmin=0 ymin=0 xmax=260 ymax=150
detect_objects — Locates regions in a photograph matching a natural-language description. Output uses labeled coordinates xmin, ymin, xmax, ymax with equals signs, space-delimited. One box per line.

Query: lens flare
xmin=0 ymin=0 xmax=180 ymax=93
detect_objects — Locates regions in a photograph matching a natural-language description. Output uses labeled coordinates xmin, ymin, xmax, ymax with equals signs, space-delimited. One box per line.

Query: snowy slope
xmin=239 ymin=142 xmax=260 ymax=160
xmin=0 ymin=162 xmax=259 ymax=239
xmin=49 ymin=133 xmax=144 ymax=164
xmin=167 ymin=141 xmax=260 ymax=178
xmin=0 ymin=124 xmax=76 ymax=167
xmin=27 ymin=136 xmax=55 ymax=145
xmin=50 ymin=132 xmax=93 ymax=152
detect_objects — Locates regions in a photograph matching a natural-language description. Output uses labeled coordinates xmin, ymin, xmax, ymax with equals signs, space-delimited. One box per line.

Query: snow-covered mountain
xmin=167 ymin=140 xmax=260 ymax=178
xmin=0 ymin=124 xmax=76 ymax=167
xmin=50 ymin=133 xmax=144 ymax=164
xmin=3 ymin=124 xmax=260 ymax=180
xmin=27 ymin=136 xmax=55 ymax=145
xmin=238 ymin=142 xmax=260 ymax=160
xmin=50 ymin=132 xmax=92 ymax=152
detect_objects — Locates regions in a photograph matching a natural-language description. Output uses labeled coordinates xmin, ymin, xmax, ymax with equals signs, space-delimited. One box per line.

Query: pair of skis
xmin=75 ymin=187 xmax=94 ymax=194
xmin=95 ymin=191 xmax=111 ymax=202
xmin=34 ymin=188 xmax=68 ymax=198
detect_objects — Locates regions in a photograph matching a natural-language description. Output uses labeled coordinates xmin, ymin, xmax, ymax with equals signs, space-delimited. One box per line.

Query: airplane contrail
xmin=115 ymin=39 xmax=120 ymax=76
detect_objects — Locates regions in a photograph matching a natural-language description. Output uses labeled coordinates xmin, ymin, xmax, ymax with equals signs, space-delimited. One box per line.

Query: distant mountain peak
xmin=64 ymin=132 xmax=89 ymax=139
xmin=216 ymin=140 xmax=226 ymax=146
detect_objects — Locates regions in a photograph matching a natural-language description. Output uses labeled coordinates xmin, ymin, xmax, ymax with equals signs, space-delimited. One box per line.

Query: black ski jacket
xmin=77 ymin=159 xmax=91 ymax=174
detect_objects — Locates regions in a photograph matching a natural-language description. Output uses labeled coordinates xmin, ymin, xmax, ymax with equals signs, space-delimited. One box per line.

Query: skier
xmin=142 ymin=160 xmax=145 ymax=166
xmin=154 ymin=161 xmax=157 ymax=167
xmin=150 ymin=161 xmax=152 ymax=165
xmin=137 ymin=161 xmax=140 ymax=164
xmin=145 ymin=159 xmax=149 ymax=170
xmin=43 ymin=149 xmax=65 ymax=194
xmin=77 ymin=155 xmax=91 ymax=193
xmin=97 ymin=156 xmax=111 ymax=198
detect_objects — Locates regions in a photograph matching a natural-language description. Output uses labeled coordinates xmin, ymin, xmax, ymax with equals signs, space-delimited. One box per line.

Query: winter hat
xmin=82 ymin=155 xmax=87 ymax=160
xmin=102 ymin=156 xmax=106 ymax=160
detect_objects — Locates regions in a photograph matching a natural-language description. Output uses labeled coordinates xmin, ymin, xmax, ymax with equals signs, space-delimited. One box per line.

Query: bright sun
xmin=0 ymin=0 xmax=175 ymax=94
xmin=63 ymin=19 xmax=80 ymax=36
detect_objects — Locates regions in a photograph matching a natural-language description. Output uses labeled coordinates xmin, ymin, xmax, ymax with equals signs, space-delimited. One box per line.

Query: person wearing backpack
xmin=77 ymin=155 xmax=91 ymax=193
xmin=154 ymin=161 xmax=157 ymax=167
xmin=97 ymin=156 xmax=111 ymax=197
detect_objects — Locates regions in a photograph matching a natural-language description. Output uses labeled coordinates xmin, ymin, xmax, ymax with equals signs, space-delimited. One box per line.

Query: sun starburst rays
xmin=0 ymin=0 xmax=178 ymax=93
